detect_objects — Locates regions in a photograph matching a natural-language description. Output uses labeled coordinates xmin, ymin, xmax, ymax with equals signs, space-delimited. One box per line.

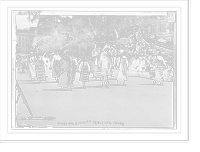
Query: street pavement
xmin=16 ymin=71 xmax=174 ymax=128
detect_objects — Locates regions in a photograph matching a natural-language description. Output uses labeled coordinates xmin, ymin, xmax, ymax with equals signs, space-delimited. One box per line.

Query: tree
xmin=32 ymin=15 xmax=71 ymax=52
xmin=68 ymin=15 xmax=101 ymax=55
xmin=29 ymin=13 xmax=95 ymax=55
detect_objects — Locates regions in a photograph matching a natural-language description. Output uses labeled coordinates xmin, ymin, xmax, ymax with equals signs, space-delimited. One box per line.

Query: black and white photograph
xmin=0 ymin=0 xmax=190 ymax=143
xmin=14 ymin=11 xmax=176 ymax=128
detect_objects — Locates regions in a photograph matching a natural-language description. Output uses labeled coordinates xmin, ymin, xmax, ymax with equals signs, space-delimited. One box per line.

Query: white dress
xmin=29 ymin=56 xmax=36 ymax=79
xmin=43 ymin=57 xmax=51 ymax=77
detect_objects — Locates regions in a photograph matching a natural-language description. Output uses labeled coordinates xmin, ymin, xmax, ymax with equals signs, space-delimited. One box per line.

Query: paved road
xmin=16 ymin=71 xmax=174 ymax=128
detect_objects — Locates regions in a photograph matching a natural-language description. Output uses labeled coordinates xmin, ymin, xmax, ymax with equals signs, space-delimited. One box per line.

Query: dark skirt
xmin=80 ymin=66 xmax=89 ymax=82
xmin=155 ymin=65 xmax=164 ymax=82
xmin=36 ymin=60 xmax=45 ymax=81
xmin=58 ymin=72 xmax=73 ymax=87
xmin=53 ymin=61 xmax=61 ymax=77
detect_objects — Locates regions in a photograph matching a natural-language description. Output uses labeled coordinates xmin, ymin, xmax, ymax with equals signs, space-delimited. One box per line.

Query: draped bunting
xmin=118 ymin=25 xmax=174 ymax=50
xmin=94 ymin=25 xmax=174 ymax=50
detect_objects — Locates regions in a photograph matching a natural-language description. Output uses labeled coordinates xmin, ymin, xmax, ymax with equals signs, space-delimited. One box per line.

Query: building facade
xmin=106 ymin=15 xmax=175 ymax=42
xmin=16 ymin=28 xmax=36 ymax=54
xmin=140 ymin=16 xmax=175 ymax=44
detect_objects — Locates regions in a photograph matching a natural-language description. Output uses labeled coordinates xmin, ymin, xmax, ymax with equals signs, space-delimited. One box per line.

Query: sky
xmin=16 ymin=14 xmax=74 ymax=29
xmin=16 ymin=15 xmax=39 ymax=29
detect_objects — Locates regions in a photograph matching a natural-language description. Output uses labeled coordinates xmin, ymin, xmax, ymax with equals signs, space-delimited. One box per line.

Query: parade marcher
xmin=128 ymin=54 xmax=140 ymax=76
xmin=79 ymin=60 xmax=90 ymax=89
xmin=138 ymin=56 xmax=146 ymax=77
xmin=112 ymin=52 xmax=120 ymax=77
xmin=28 ymin=53 xmax=37 ymax=80
xmin=116 ymin=56 xmax=129 ymax=85
xmin=42 ymin=53 xmax=51 ymax=78
xmin=94 ymin=54 xmax=103 ymax=80
xmin=153 ymin=55 xmax=167 ymax=86
xmin=145 ymin=60 xmax=155 ymax=78
xmin=57 ymin=55 xmax=72 ymax=90
xmin=51 ymin=51 xmax=61 ymax=82
xmin=99 ymin=46 xmax=112 ymax=88
xmin=35 ymin=55 xmax=46 ymax=83
xmin=70 ymin=57 xmax=77 ymax=87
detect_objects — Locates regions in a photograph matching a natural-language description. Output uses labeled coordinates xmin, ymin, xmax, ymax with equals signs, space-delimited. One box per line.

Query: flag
xmin=115 ymin=27 xmax=119 ymax=43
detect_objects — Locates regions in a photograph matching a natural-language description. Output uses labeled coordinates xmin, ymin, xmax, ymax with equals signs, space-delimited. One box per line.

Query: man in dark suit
xmin=99 ymin=44 xmax=112 ymax=88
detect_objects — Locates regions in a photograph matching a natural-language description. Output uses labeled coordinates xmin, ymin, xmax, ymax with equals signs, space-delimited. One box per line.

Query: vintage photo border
xmin=11 ymin=10 xmax=177 ymax=130
xmin=0 ymin=1 xmax=188 ymax=140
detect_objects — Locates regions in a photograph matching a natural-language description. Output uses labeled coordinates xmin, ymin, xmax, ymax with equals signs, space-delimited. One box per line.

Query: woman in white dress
xmin=42 ymin=54 xmax=51 ymax=78
xmin=116 ymin=56 xmax=128 ymax=85
xmin=153 ymin=56 xmax=167 ymax=85
xmin=28 ymin=55 xmax=37 ymax=80
xmin=51 ymin=52 xmax=61 ymax=81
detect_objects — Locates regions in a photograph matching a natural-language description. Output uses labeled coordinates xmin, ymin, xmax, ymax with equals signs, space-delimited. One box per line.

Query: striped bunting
xmin=142 ymin=30 xmax=174 ymax=50
xmin=118 ymin=25 xmax=174 ymax=50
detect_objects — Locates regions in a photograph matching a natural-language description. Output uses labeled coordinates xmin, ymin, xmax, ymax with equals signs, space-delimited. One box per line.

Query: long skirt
xmin=52 ymin=61 xmax=61 ymax=78
xmin=116 ymin=70 xmax=127 ymax=83
xmin=44 ymin=64 xmax=50 ymax=77
xmin=116 ymin=65 xmax=128 ymax=81
xmin=112 ymin=68 xmax=119 ymax=78
xmin=29 ymin=63 xmax=36 ymax=79
xmin=95 ymin=67 xmax=103 ymax=78
xmin=80 ymin=72 xmax=89 ymax=82
xmin=101 ymin=68 xmax=110 ymax=76
xmin=154 ymin=70 xmax=164 ymax=83
xmin=58 ymin=71 xmax=70 ymax=88
xmin=35 ymin=65 xmax=45 ymax=81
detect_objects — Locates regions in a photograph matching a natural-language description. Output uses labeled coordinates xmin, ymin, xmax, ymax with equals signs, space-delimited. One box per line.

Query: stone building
xmin=139 ymin=16 xmax=175 ymax=44
xmin=16 ymin=27 xmax=36 ymax=54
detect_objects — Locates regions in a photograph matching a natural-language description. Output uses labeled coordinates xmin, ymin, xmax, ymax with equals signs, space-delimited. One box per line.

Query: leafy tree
xmin=68 ymin=15 xmax=101 ymax=54
xmin=32 ymin=15 xmax=71 ymax=52
xmin=28 ymin=13 xmax=96 ymax=56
